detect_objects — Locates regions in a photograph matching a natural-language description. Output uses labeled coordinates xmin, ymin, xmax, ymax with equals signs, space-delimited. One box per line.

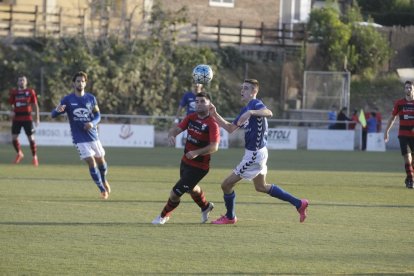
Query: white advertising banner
xmin=267 ymin=128 xmax=298 ymax=150
xmin=366 ymin=133 xmax=386 ymax=152
xmin=22 ymin=123 xmax=154 ymax=148
xmin=307 ymin=129 xmax=354 ymax=150
xmin=99 ymin=124 xmax=154 ymax=148
xmin=175 ymin=128 xmax=229 ymax=149
xmin=21 ymin=122 xmax=72 ymax=146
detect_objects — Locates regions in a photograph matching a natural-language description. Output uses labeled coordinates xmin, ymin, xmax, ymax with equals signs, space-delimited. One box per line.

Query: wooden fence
xmin=0 ymin=5 xmax=306 ymax=47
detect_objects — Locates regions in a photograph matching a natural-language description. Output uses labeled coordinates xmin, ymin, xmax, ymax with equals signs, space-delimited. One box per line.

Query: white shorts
xmin=75 ymin=140 xmax=106 ymax=160
xmin=233 ymin=147 xmax=268 ymax=180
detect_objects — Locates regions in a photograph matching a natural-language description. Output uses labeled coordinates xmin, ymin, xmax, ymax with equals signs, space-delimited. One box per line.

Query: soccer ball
xmin=192 ymin=64 xmax=213 ymax=84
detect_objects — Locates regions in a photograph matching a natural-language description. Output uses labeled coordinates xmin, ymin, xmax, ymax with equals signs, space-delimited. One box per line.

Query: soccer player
xmin=9 ymin=75 xmax=40 ymax=166
xmin=174 ymin=82 xmax=203 ymax=122
xmin=384 ymin=80 xmax=414 ymax=189
xmin=209 ymin=79 xmax=309 ymax=224
xmin=152 ymin=92 xmax=219 ymax=225
xmin=51 ymin=71 xmax=111 ymax=199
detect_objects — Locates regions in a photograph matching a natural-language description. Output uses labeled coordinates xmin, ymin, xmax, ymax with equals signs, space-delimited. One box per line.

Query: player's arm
xmin=167 ymin=125 xmax=184 ymax=146
xmin=384 ymin=115 xmax=397 ymax=143
xmin=236 ymin=107 xmax=273 ymax=127
xmin=209 ymin=104 xmax=238 ymax=133
xmin=85 ymin=105 xmax=101 ymax=130
xmin=9 ymin=91 xmax=15 ymax=120
xmin=185 ymin=142 xmax=219 ymax=160
xmin=174 ymin=106 xmax=184 ymax=123
xmin=32 ymin=100 xmax=40 ymax=126
xmin=51 ymin=103 xmax=66 ymax=118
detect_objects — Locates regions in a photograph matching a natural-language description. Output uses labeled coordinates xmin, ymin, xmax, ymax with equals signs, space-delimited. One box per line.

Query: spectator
xmin=374 ymin=107 xmax=382 ymax=132
xmin=328 ymin=105 xmax=337 ymax=129
xmin=334 ymin=107 xmax=352 ymax=129
xmin=367 ymin=112 xmax=378 ymax=134
xmin=348 ymin=109 xmax=359 ymax=130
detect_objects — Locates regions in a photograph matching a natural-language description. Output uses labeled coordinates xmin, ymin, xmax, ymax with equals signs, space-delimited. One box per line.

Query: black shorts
xmin=12 ymin=121 xmax=35 ymax=136
xmin=398 ymin=136 xmax=414 ymax=156
xmin=172 ymin=161 xmax=209 ymax=197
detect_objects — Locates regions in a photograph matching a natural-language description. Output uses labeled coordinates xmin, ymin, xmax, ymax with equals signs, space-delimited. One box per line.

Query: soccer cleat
xmin=152 ymin=215 xmax=170 ymax=225
xmin=297 ymin=199 xmax=309 ymax=223
xmin=405 ymin=179 xmax=413 ymax=189
xmin=101 ymin=191 xmax=109 ymax=200
xmin=211 ymin=215 xmax=237 ymax=225
xmin=103 ymin=181 xmax=111 ymax=194
xmin=32 ymin=155 xmax=39 ymax=167
xmin=201 ymin=202 xmax=214 ymax=223
xmin=14 ymin=151 xmax=24 ymax=164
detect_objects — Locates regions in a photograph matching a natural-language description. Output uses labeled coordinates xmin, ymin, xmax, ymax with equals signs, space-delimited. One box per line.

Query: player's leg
xmin=11 ymin=121 xmax=24 ymax=164
xmin=211 ymin=172 xmax=241 ymax=225
xmin=94 ymin=140 xmax=110 ymax=194
xmin=76 ymin=142 xmax=107 ymax=199
xmin=180 ymin=164 xmax=212 ymax=221
xmin=91 ymin=140 xmax=111 ymax=195
xmin=191 ymin=184 xmax=214 ymax=223
xmin=399 ymin=137 xmax=413 ymax=188
xmin=23 ymin=121 xmax=38 ymax=166
xmin=254 ymin=174 xmax=309 ymax=223
xmin=154 ymin=162 xmax=205 ymax=224
xmin=255 ymin=174 xmax=301 ymax=207
xmin=404 ymin=153 xmax=413 ymax=188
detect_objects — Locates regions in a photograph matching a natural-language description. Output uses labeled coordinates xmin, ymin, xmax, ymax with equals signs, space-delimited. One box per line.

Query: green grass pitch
xmin=0 ymin=145 xmax=413 ymax=275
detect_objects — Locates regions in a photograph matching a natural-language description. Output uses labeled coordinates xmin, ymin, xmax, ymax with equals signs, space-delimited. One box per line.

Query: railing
xmin=0 ymin=5 xmax=306 ymax=47
xmin=192 ymin=20 xmax=307 ymax=47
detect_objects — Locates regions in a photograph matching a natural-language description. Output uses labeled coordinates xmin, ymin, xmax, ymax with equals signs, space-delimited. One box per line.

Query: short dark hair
xmin=72 ymin=71 xmax=88 ymax=82
xmin=405 ymin=80 xmax=413 ymax=86
xmin=196 ymin=92 xmax=211 ymax=100
xmin=244 ymin=79 xmax=259 ymax=90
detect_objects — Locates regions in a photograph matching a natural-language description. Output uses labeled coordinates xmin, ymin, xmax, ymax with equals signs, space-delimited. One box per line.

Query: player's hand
xmin=84 ymin=122 xmax=94 ymax=130
xmin=209 ymin=103 xmax=216 ymax=115
xmin=168 ymin=135 xmax=176 ymax=146
xmin=185 ymin=151 xmax=198 ymax=160
xmin=55 ymin=104 xmax=66 ymax=112
xmin=237 ymin=111 xmax=251 ymax=127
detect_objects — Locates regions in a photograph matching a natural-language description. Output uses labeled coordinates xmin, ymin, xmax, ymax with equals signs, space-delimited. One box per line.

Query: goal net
xmin=302 ymin=71 xmax=350 ymax=111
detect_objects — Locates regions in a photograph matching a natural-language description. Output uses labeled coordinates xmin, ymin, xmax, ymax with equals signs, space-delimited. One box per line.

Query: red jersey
xmin=178 ymin=113 xmax=220 ymax=170
xmin=391 ymin=98 xmax=414 ymax=137
xmin=9 ymin=88 xmax=38 ymax=121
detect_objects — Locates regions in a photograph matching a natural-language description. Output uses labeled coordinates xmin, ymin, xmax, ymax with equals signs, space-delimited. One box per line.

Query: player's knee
xmin=254 ymin=185 xmax=267 ymax=193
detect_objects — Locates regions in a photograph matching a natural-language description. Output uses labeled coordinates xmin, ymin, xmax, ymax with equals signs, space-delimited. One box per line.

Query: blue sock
xmin=98 ymin=163 xmax=108 ymax=183
xmin=268 ymin=184 xmax=301 ymax=209
xmin=224 ymin=191 xmax=236 ymax=219
xmin=89 ymin=166 xmax=105 ymax=192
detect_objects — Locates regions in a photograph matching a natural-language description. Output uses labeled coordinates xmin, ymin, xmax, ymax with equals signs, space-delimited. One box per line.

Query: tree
xmin=307 ymin=2 xmax=391 ymax=78
xmin=357 ymin=0 xmax=414 ymax=26
xmin=308 ymin=6 xmax=352 ymax=71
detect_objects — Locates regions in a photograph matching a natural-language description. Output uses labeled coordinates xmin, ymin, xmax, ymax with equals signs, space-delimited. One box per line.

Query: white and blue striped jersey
xmin=233 ymin=99 xmax=268 ymax=151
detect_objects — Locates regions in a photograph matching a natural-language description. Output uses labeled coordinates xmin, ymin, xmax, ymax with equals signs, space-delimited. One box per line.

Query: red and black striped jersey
xmin=178 ymin=113 xmax=220 ymax=170
xmin=392 ymin=98 xmax=414 ymax=137
xmin=9 ymin=88 xmax=38 ymax=121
